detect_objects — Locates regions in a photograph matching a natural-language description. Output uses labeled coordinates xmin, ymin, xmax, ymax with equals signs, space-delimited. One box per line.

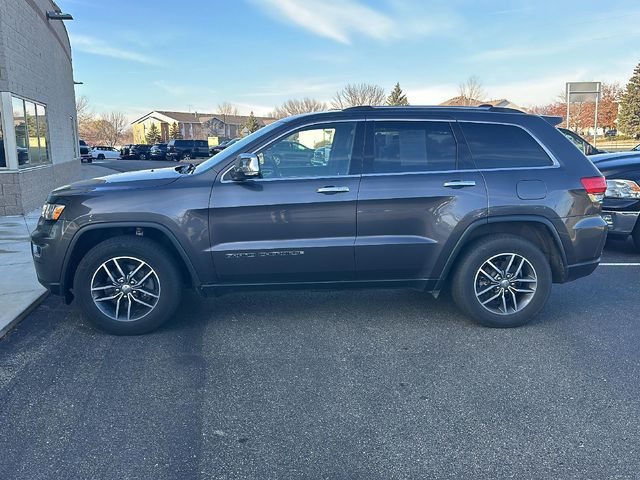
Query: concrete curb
xmin=0 ymin=290 xmax=49 ymax=339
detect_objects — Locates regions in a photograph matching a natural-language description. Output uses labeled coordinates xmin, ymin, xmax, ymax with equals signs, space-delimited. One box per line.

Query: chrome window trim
xmin=220 ymin=119 xmax=363 ymax=183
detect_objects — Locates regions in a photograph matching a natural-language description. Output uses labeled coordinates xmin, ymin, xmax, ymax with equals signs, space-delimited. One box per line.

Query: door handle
xmin=443 ymin=180 xmax=476 ymax=188
xmin=317 ymin=186 xmax=350 ymax=194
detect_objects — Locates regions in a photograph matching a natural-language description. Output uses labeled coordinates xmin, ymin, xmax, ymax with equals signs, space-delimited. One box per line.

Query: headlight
xmin=41 ymin=203 xmax=65 ymax=221
xmin=605 ymin=179 xmax=640 ymax=199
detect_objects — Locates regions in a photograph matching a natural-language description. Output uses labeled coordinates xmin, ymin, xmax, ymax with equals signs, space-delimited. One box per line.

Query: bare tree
xmin=217 ymin=102 xmax=240 ymax=116
xmin=76 ymin=95 xmax=95 ymax=140
xmin=331 ymin=83 xmax=386 ymax=109
xmin=458 ymin=76 xmax=487 ymax=105
xmin=271 ymin=98 xmax=328 ymax=119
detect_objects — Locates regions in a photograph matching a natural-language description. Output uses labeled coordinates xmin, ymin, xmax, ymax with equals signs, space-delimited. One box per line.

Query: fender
xmin=433 ymin=215 xmax=568 ymax=292
xmin=60 ymin=221 xmax=202 ymax=294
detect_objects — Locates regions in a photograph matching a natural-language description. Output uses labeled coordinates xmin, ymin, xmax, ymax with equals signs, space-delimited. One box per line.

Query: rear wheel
xmin=451 ymin=235 xmax=552 ymax=328
xmin=74 ymin=236 xmax=182 ymax=334
xmin=183 ymin=152 xmax=192 ymax=161
xmin=139 ymin=153 xmax=147 ymax=160
xmin=97 ymin=154 xmax=105 ymax=160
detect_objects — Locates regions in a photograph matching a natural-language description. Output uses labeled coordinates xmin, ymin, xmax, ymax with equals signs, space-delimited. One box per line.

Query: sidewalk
xmin=0 ymin=164 xmax=117 ymax=338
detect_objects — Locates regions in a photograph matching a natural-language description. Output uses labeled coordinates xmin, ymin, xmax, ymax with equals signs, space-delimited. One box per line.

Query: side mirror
xmin=231 ymin=153 xmax=260 ymax=181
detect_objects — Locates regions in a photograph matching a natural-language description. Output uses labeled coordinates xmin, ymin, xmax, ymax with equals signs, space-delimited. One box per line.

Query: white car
xmin=91 ymin=146 xmax=121 ymax=160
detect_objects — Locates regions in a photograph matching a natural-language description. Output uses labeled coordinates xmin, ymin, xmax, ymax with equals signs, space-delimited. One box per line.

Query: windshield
xmin=194 ymin=120 xmax=285 ymax=173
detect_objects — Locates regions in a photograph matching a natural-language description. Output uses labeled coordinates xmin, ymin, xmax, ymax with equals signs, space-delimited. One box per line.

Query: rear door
xmin=209 ymin=120 xmax=365 ymax=283
xmin=355 ymin=119 xmax=488 ymax=281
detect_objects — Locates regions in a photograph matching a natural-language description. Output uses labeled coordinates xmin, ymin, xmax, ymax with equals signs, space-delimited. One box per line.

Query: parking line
xmin=600 ymin=263 xmax=640 ymax=266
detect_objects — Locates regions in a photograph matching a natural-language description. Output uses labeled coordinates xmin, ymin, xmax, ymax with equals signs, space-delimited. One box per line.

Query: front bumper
xmin=601 ymin=210 xmax=639 ymax=236
xmin=30 ymin=219 xmax=68 ymax=296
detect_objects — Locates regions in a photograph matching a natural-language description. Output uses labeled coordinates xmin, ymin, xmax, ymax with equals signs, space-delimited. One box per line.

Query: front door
xmin=209 ymin=121 xmax=364 ymax=284
xmin=355 ymin=120 xmax=488 ymax=281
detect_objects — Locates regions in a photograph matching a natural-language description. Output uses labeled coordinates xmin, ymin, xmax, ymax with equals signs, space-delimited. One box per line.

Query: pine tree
xmin=244 ymin=111 xmax=260 ymax=134
xmin=145 ymin=122 xmax=161 ymax=144
xmin=618 ymin=62 xmax=640 ymax=138
xmin=169 ymin=122 xmax=183 ymax=140
xmin=386 ymin=82 xmax=409 ymax=106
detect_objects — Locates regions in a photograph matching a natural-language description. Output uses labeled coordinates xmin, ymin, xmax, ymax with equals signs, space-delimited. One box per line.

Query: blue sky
xmin=60 ymin=0 xmax=640 ymax=120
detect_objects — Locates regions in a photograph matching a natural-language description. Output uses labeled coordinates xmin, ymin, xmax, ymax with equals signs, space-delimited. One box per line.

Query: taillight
xmin=581 ymin=176 xmax=606 ymax=202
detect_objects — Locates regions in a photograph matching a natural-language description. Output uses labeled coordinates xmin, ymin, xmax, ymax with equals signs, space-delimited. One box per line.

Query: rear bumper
xmin=601 ymin=210 xmax=639 ymax=236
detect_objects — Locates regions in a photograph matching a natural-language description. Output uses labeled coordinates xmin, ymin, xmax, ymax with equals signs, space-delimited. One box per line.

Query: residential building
xmin=439 ymin=97 xmax=526 ymax=111
xmin=0 ymin=0 xmax=79 ymax=215
xmin=131 ymin=110 xmax=276 ymax=144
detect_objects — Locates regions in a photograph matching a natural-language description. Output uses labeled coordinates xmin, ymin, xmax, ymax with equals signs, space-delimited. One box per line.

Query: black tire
xmin=183 ymin=152 xmax=192 ymax=161
xmin=87 ymin=158 xmax=92 ymax=163
xmin=632 ymin=222 xmax=640 ymax=252
xmin=139 ymin=153 xmax=147 ymax=160
xmin=97 ymin=154 xmax=105 ymax=160
xmin=74 ymin=236 xmax=182 ymax=335
xmin=451 ymin=235 xmax=552 ymax=328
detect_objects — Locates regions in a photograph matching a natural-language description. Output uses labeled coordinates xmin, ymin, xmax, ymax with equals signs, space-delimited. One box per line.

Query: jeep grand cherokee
xmin=31 ymin=106 xmax=607 ymax=334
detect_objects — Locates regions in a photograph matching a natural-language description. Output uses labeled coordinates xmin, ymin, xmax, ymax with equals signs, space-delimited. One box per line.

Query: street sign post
xmin=566 ymin=81 xmax=602 ymax=147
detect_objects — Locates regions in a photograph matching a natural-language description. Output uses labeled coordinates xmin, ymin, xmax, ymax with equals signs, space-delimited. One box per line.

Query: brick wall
xmin=0 ymin=0 xmax=79 ymax=215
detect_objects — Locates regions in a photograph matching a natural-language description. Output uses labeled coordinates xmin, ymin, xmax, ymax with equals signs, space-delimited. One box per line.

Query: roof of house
xmin=439 ymin=97 xmax=526 ymax=111
xmin=132 ymin=110 xmax=277 ymax=126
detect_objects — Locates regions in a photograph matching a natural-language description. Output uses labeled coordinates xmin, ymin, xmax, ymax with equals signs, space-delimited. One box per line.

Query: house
xmin=439 ymin=97 xmax=526 ymax=111
xmin=131 ymin=110 xmax=276 ymax=144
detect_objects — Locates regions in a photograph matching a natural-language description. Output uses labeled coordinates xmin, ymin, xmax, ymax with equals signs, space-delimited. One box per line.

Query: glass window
xmin=461 ymin=122 xmax=553 ymax=169
xmin=13 ymin=97 xmax=29 ymax=167
xmin=0 ymin=106 xmax=5 ymax=168
xmin=25 ymin=101 xmax=41 ymax=165
xmin=257 ymin=122 xmax=357 ymax=179
xmin=370 ymin=121 xmax=457 ymax=174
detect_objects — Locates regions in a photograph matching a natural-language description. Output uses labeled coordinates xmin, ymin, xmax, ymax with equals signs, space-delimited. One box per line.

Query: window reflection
xmin=11 ymin=96 xmax=50 ymax=168
xmin=12 ymin=97 xmax=29 ymax=166
xmin=0 ymin=107 xmax=5 ymax=168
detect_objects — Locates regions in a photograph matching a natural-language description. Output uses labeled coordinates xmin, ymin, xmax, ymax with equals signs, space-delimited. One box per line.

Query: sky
xmin=59 ymin=0 xmax=640 ymax=120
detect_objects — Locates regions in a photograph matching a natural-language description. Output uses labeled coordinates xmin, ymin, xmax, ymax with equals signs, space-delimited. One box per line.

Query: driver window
xmin=258 ymin=122 xmax=357 ymax=179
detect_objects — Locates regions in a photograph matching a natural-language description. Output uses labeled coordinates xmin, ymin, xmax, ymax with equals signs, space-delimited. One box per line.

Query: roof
xmin=439 ymin=97 xmax=526 ymax=111
xmin=132 ymin=110 xmax=276 ymax=126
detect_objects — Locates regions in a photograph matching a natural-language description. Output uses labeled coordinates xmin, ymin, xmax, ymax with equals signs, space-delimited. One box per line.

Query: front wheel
xmin=182 ymin=152 xmax=192 ymax=161
xmin=451 ymin=235 xmax=552 ymax=328
xmin=139 ymin=153 xmax=147 ymax=160
xmin=74 ymin=236 xmax=182 ymax=334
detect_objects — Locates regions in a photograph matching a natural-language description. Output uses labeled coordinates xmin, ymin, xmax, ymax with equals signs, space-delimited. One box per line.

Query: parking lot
xmin=0 ymin=231 xmax=639 ymax=479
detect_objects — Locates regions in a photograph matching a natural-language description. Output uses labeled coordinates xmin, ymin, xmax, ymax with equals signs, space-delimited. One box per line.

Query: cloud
xmin=153 ymin=81 xmax=187 ymax=96
xmin=71 ymin=34 xmax=158 ymax=64
xmin=252 ymin=0 xmax=454 ymax=44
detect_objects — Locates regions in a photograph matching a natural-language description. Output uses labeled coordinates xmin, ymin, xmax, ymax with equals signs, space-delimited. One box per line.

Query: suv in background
xmin=79 ymin=139 xmax=91 ymax=163
xmin=150 ymin=143 xmax=168 ymax=160
xmin=166 ymin=139 xmax=209 ymax=161
xmin=91 ymin=146 xmax=120 ymax=160
xmin=121 ymin=144 xmax=152 ymax=160
xmin=31 ymin=106 xmax=607 ymax=334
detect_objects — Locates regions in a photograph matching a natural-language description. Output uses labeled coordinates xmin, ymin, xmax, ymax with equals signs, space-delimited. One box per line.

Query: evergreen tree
xmin=145 ymin=122 xmax=161 ymax=144
xmin=169 ymin=121 xmax=183 ymax=140
xmin=618 ymin=62 xmax=640 ymax=138
xmin=244 ymin=111 xmax=260 ymax=134
xmin=386 ymin=82 xmax=409 ymax=106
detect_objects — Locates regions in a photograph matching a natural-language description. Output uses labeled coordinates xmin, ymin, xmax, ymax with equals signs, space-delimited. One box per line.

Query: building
xmin=439 ymin=97 xmax=526 ymax=111
xmin=131 ymin=110 xmax=276 ymax=145
xmin=0 ymin=0 xmax=79 ymax=215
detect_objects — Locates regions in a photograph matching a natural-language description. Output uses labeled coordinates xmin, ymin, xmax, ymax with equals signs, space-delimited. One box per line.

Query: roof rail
xmin=341 ymin=105 xmax=525 ymax=113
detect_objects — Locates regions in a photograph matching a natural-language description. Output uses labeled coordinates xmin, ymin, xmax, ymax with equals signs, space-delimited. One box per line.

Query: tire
xmin=451 ymin=234 xmax=552 ymax=328
xmin=87 ymin=158 xmax=92 ymax=163
xmin=632 ymin=222 xmax=640 ymax=252
xmin=139 ymin=153 xmax=147 ymax=160
xmin=183 ymin=152 xmax=191 ymax=161
xmin=97 ymin=154 xmax=105 ymax=160
xmin=74 ymin=236 xmax=182 ymax=335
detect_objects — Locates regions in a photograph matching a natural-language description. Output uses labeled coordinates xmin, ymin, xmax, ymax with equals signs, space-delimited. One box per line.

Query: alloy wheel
xmin=90 ymin=256 xmax=161 ymax=322
xmin=474 ymin=253 xmax=537 ymax=315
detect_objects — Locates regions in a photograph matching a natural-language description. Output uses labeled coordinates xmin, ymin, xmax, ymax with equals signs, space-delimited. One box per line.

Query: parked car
xmin=31 ymin=105 xmax=607 ymax=334
xmin=604 ymin=129 xmax=617 ymax=137
xmin=120 ymin=144 xmax=152 ymax=160
xmin=91 ymin=146 xmax=120 ymax=160
xmin=210 ymin=138 xmax=240 ymax=156
xmin=150 ymin=143 xmax=168 ymax=160
xmin=591 ymin=151 xmax=640 ymax=250
xmin=79 ymin=139 xmax=91 ymax=163
xmin=632 ymin=144 xmax=639 ymax=151
xmin=558 ymin=127 xmax=605 ymax=155
xmin=166 ymin=139 xmax=209 ymax=161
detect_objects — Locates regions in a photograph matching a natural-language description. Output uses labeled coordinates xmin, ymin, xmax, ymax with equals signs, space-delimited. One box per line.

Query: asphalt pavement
xmin=1 ymin=160 xmax=639 ymax=479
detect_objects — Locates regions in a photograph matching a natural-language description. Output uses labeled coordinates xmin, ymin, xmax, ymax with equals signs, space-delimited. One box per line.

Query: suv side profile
xmin=31 ymin=106 xmax=607 ymax=334
xmin=166 ymin=139 xmax=209 ymax=161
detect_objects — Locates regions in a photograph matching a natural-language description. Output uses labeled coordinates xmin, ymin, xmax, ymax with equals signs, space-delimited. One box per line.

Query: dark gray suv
xmin=31 ymin=106 xmax=608 ymax=334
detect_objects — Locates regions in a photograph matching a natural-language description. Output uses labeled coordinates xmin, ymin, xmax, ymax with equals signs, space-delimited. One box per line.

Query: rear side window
xmin=369 ymin=121 xmax=457 ymax=174
xmin=460 ymin=122 xmax=553 ymax=169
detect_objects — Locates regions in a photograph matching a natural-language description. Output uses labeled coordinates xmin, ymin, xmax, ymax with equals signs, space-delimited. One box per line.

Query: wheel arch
xmin=435 ymin=216 xmax=568 ymax=291
xmin=61 ymin=222 xmax=201 ymax=301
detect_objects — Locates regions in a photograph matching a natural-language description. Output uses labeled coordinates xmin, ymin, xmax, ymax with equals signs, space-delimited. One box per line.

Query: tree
xmin=270 ymin=98 xmax=327 ymax=119
xmin=76 ymin=95 xmax=95 ymax=141
xmin=331 ymin=83 xmax=386 ymax=109
xmin=618 ymin=62 xmax=640 ymax=137
xmin=217 ymin=102 xmax=239 ymax=117
xmin=169 ymin=121 xmax=182 ymax=140
xmin=458 ymin=76 xmax=487 ymax=105
xmin=145 ymin=122 xmax=161 ymax=144
xmin=244 ymin=111 xmax=260 ymax=134
xmin=387 ymin=82 xmax=409 ymax=106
